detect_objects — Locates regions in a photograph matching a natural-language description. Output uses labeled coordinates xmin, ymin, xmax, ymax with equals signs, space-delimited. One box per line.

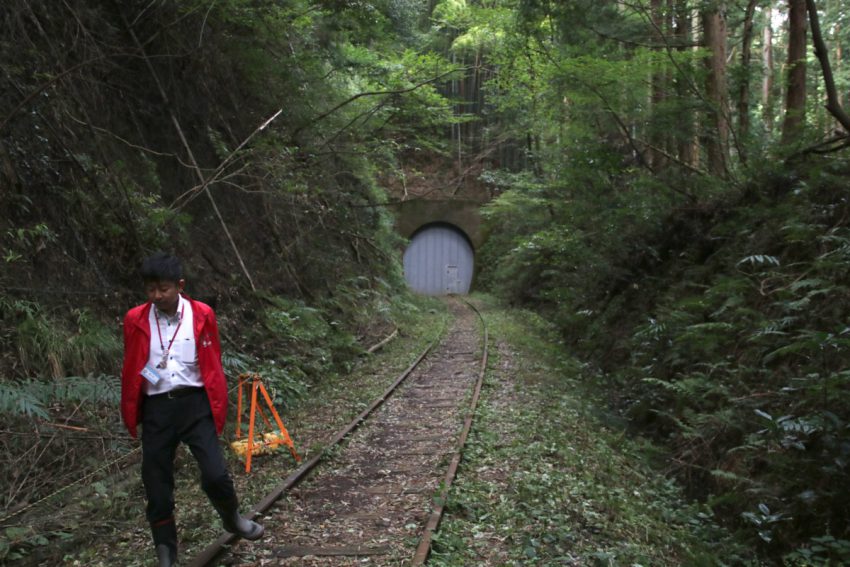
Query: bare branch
xmin=63 ymin=111 xmax=198 ymax=168
xmin=799 ymin=133 xmax=850 ymax=156
xmin=0 ymin=56 xmax=107 ymax=135
xmin=119 ymin=7 xmax=257 ymax=291
xmin=170 ymin=109 xmax=284 ymax=210
xmin=198 ymin=0 xmax=218 ymax=48
xmin=290 ymin=68 xmax=466 ymax=139
xmin=806 ymin=0 xmax=850 ymax=133
xmin=634 ymin=137 xmax=709 ymax=177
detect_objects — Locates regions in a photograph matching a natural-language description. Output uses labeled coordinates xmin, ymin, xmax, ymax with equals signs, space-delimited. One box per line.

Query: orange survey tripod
xmin=231 ymin=372 xmax=301 ymax=473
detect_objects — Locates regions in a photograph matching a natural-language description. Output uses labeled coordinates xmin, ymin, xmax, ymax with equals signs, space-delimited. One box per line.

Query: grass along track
xmin=428 ymin=298 xmax=753 ymax=566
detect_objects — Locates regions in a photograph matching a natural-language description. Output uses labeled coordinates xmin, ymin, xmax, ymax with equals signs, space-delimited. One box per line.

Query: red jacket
xmin=121 ymin=296 xmax=228 ymax=438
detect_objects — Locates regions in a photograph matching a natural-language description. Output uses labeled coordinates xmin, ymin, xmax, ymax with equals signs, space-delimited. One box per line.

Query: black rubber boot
xmin=211 ymin=497 xmax=264 ymax=540
xmin=151 ymin=517 xmax=177 ymax=566
xmin=155 ymin=544 xmax=176 ymax=567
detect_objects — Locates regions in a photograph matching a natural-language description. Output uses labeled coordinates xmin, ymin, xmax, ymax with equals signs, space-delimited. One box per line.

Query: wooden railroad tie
xmin=230 ymin=372 xmax=301 ymax=473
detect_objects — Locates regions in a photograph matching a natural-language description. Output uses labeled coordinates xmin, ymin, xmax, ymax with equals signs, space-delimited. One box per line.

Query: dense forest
xmin=1 ymin=0 xmax=849 ymax=564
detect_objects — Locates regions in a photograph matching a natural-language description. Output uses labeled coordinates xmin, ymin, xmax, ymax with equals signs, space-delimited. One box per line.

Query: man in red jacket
xmin=121 ymin=252 xmax=262 ymax=567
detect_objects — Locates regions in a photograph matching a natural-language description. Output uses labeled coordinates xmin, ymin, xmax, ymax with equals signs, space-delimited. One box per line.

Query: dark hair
xmin=140 ymin=252 xmax=183 ymax=283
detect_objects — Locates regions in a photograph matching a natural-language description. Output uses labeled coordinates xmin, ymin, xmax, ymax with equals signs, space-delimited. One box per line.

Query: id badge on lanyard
xmin=140 ymin=363 xmax=161 ymax=385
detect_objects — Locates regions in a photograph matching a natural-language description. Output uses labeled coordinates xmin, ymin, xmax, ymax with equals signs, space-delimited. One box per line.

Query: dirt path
xmin=218 ymin=299 xmax=482 ymax=566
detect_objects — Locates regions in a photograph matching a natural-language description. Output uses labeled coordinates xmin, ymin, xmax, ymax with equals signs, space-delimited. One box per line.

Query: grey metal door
xmin=403 ymin=225 xmax=474 ymax=295
xmin=445 ymin=265 xmax=459 ymax=294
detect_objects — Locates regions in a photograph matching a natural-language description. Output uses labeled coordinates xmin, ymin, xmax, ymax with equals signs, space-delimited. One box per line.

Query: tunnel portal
xmin=403 ymin=223 xmax=474 ymax=295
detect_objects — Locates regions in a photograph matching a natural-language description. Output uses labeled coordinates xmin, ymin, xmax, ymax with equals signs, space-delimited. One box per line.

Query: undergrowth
xmin=0 ymin=298 xmax=120 ymax=382
xmin=431 ymin=297 xmax=752 ymax=565
xmin=479 ymin=152 xmax=850 ymax=562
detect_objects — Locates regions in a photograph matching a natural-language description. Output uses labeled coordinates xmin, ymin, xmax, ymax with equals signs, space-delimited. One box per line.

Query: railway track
xmin=189 ymin=298 xmax=488 ymax=566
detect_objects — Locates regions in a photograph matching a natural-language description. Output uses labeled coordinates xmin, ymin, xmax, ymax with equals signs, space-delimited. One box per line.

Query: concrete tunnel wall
xmin=389 ymin=199 xmax=484 ymax=296
xmin=391 ymin=199 xmax=484 ymax=249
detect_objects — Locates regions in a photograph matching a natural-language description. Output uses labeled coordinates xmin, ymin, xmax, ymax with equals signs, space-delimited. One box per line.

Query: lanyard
xmin=154 ymin=304 xmax=185 ymax=365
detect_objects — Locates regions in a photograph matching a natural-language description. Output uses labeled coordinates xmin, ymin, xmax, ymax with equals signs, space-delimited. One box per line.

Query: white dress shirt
xmin=144 ymin=295 xmax=204 ymax=395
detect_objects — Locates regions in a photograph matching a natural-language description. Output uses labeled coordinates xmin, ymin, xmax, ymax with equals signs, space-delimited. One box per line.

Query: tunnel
xmin=403 ymin=223 xmax=474 ymax=295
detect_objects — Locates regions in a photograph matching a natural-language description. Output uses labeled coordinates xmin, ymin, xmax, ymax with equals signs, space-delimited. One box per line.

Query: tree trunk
xmin=649 ymin=0 xmax=667 ymax=169
xmin=675 ymin=0 xmax=696 ymax=166
xmin=665 ymin=0 xmax=675 ymax=158
xmin=737 ymin=0 xmax=758 ymax=160
xmin=836 ymin=24 xmax=844 ymax=109
xmin=834 ymin=2 xmax=844 ymax=111
xmin=701 ymin=3 xmax=729 ymax=176
xmin=762 ymin=2 xmax=775 ymax=131
xmin=782 ymin=0 xmax=808 ymax=143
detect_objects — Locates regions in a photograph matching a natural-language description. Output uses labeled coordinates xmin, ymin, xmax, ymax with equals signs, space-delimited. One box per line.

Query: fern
xmin=737 ymin=254 xmax=780 ymax=268
xmin=787 ymin=278 xmax=827 ymax=293
xmin=0 ymin=381 xmax=48 ymax=419
xmin=47 ymin=375 xmax=121 ymax=405
xmin=222 ymin=351 xmax=254 ymax=376
xmin=4 ymin=301 xmax=119 ymax=379
xmin=749 ymin=317 xmax=797 ymax=340
xmin=681 ymin=322 xmax=735 ymax=333
xmin=711 ymin=469 xmax=754 ymax=485
xmin=0 ymin=375 xmax=119 ymax=419
xmin=762 ymin=340 xmax=815 ymax=364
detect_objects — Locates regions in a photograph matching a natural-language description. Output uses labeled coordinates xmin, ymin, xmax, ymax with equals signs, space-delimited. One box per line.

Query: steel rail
xmin=188 ymin=321 xmax=446 ymax=567
xmin=411 ymin=299 xmax=488 ymax=565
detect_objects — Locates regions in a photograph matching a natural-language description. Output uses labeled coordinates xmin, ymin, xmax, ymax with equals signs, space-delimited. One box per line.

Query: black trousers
xmin=141 ymin=388 xmax=236 ymax=529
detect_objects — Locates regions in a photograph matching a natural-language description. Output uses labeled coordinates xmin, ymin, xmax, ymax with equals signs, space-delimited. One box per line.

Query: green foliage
xmin=0 ymin=381 xmax=49 ymax=419
xmin=225 ymin=277 xmax=429 ymax=412
xmin=467 ymin=12 xmax=850 ymax=562
xmin=481 ymin=148 xmax=850 ymax=556
xmin=430 ymin=301 xmax=750 ymax=565
xmin=226 ymin=295 xmax=361 ymax=405
xmin=86 ymin=158 xmax=190 ymax=252
xmin=0 ymin=375 xmax=120 ymax=419
xmin=0 ymin=299 xmax=120 ymax=380
xmin=785 ymin=535 xmax=850 ymax=566
xmin=3 ymin=223 xmax=56 ymax=264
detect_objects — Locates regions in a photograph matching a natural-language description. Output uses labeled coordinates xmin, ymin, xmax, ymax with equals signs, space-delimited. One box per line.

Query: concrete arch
xmin=403 ymin=222 xmax=475 ymax=295
xmin=408 ymin=221 xmax=475 ymax=250
xmin=391 ymin=199 xmax=484 ymax=250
